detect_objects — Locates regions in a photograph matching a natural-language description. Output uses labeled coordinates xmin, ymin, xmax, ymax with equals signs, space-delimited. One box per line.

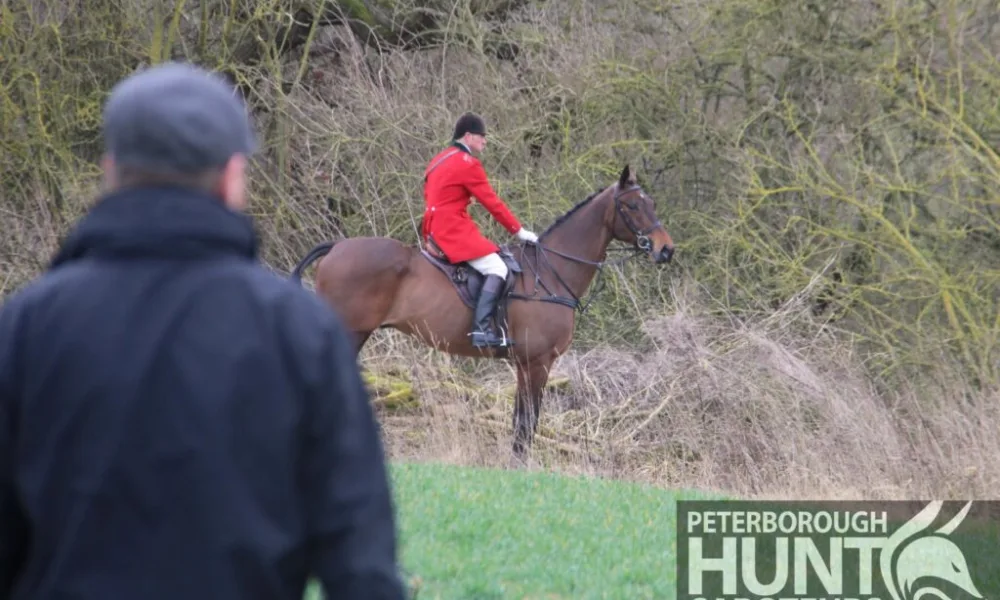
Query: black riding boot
xmin=470 ymin=275 xmax=508 ymax=348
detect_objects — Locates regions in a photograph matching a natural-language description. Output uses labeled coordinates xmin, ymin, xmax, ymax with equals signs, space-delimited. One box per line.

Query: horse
xmin=289 ymin=164 xmax=675 ymax=462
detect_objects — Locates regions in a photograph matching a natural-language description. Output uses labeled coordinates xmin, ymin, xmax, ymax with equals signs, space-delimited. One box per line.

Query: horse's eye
xmin=626 ymin=202 xmax=638 ymax=210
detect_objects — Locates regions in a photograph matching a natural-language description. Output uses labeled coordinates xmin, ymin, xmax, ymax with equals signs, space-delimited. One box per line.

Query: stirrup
xmin=469 ymin=329 xmax=510 ymax=348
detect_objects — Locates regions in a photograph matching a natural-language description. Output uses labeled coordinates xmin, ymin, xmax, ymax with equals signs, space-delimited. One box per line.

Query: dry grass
xmin=358 ymin=277 xmax=999 ymax=501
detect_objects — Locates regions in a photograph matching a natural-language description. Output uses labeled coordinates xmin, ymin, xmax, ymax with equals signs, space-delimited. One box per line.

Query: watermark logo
xmin=677 ymin=499 xmax=997 ymax=600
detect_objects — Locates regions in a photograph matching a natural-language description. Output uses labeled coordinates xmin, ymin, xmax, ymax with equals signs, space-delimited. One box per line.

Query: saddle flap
xmin=421 ymin=248 xmax=518 ymax=312
xmin=497 ymin=246 xmax=523 ymax=273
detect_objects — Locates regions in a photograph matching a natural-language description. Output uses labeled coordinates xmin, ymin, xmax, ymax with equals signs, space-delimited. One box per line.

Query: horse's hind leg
xmin=353 ymin=330 xmax=373 ymax=354
xmin=312 ymin=240 xmax=408 ymax=355
xmin=325 ymin=310 xmax=381 ymax=357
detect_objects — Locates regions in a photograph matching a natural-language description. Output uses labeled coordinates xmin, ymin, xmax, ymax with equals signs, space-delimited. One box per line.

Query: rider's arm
xmin=463 ymin=159 xmax=523 ymax=235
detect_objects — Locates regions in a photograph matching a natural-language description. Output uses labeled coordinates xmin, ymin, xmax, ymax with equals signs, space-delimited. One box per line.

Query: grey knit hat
xmin=102 ymin=61 xmax=258 ymax=174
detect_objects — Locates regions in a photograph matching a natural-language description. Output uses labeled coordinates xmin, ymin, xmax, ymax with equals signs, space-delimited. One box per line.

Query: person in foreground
xmin=0 ymin=62 xmax=405 ymax=600
xmin=421 ymin=112 xmax=539 ymax=348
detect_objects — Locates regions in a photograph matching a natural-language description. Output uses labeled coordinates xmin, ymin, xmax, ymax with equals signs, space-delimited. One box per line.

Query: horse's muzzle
xmin=655 ymin=245 xmax=674 ymax=264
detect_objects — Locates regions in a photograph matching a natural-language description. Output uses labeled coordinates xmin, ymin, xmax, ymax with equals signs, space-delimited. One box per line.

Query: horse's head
xmin=608 ymin=164 xmax=674 ymax=264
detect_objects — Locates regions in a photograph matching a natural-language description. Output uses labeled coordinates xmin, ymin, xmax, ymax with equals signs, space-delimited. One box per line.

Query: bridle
xmin=508 ymin=184 xmax=668 ymax=313
xmin=614 ymin=184 xmax=664 ymax=254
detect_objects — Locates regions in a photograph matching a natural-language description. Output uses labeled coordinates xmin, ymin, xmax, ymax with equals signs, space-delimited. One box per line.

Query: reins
xmin=509 ymin=243 xmax=643 ymax=313
xmin=507 ymin=184 xmax=657 ymax=313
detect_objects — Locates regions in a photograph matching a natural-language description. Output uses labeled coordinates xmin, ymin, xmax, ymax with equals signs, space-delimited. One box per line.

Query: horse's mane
xmin=539 ymin=187 xmax=607 ymax=239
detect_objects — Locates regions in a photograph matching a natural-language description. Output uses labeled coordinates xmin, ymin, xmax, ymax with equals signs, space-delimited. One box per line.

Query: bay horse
xmin=289 ymin=164 xmax=675 ymax=461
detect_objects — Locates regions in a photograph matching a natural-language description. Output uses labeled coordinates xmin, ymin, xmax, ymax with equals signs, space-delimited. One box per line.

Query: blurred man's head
xmin=100 ymin=62 xmax=258 ymax=211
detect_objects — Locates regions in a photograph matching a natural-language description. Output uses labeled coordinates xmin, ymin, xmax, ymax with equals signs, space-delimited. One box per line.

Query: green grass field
xmin=305 ymin=463 xmax=1000 ymax=600
xmin=306 ymin=462 xmax=724 ymax=599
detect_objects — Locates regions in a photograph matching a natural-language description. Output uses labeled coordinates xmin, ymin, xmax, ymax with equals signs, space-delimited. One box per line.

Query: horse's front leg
xmin=511 ymin=358 xmax=552 ymax=466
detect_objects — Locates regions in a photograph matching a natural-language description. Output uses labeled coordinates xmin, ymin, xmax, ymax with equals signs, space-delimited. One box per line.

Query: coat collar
xmin=50 ymin=184 xmax=260 ymax=269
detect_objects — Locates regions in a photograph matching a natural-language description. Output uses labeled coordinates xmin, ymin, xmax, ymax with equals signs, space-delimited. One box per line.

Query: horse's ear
xmin=618 ymin=164 xmax=633 ymax=188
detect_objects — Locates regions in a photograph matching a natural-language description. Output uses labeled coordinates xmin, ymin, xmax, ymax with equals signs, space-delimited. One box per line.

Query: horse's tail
xmin=289 ymin=240 xmax=336 ymax=285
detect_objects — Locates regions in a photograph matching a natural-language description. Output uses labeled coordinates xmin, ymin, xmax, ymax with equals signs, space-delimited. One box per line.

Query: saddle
xmin=420 ymin=239 xmax=522 ymax=337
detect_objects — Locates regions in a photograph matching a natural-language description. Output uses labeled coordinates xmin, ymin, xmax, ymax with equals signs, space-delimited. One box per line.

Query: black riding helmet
xmin=453 ymin=112 xmax=486 ymax=139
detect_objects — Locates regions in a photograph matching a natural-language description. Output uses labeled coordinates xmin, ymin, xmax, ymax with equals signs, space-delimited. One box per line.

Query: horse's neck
xmin=537 ymin=195 xmax=613 ymax=300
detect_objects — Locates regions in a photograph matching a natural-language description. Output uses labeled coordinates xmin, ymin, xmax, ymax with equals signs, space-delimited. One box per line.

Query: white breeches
xmin=467 ymin=253 xmax=508 ymax=278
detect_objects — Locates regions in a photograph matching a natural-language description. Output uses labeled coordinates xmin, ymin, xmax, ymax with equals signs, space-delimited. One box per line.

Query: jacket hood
xmin=50 ymin=185 xmax=260 ymax=269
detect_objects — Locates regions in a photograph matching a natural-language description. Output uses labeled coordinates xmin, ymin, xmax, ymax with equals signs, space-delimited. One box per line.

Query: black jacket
xmin=0 ymin=186 xmax=405 ymax=600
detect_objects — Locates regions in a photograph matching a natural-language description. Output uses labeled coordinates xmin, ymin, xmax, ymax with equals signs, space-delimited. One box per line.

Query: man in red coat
xmin=422 ymin=112 xmax=539 ymax=348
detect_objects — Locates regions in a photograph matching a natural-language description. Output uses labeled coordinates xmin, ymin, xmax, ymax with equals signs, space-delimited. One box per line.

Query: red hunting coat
xmin=421 ymin=143 xmax=522 ymax=263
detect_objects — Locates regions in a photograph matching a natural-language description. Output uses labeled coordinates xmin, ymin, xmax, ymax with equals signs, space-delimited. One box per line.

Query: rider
xmin=422 ymin=112 xmax=539 ymax=348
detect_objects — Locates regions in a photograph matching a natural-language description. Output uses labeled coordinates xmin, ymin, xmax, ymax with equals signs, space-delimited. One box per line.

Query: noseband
xmin=509 ymin=183 xmax=663 ymax=313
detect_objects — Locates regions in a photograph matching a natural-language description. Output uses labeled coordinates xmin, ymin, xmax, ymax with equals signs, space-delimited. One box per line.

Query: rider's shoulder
xmin=447 ymin=150 xmax=480 ymax=170
xmin=456 ymin=149 xmax=481 ymax=168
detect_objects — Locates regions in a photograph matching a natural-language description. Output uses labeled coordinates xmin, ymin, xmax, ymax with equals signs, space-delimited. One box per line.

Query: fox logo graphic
xmin=881 ymin=501 xmax=984 ymax=600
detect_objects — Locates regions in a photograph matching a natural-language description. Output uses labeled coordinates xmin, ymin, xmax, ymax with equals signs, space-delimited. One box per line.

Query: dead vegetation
xmin=2 ymin=0 xmax=999 ymax=499
xmin=364 ymin=278 xmax=999 ymax=500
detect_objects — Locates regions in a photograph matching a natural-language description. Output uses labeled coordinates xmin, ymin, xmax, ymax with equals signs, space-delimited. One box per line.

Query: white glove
xmin=516 ymin=228 xmax=539 ymax=243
